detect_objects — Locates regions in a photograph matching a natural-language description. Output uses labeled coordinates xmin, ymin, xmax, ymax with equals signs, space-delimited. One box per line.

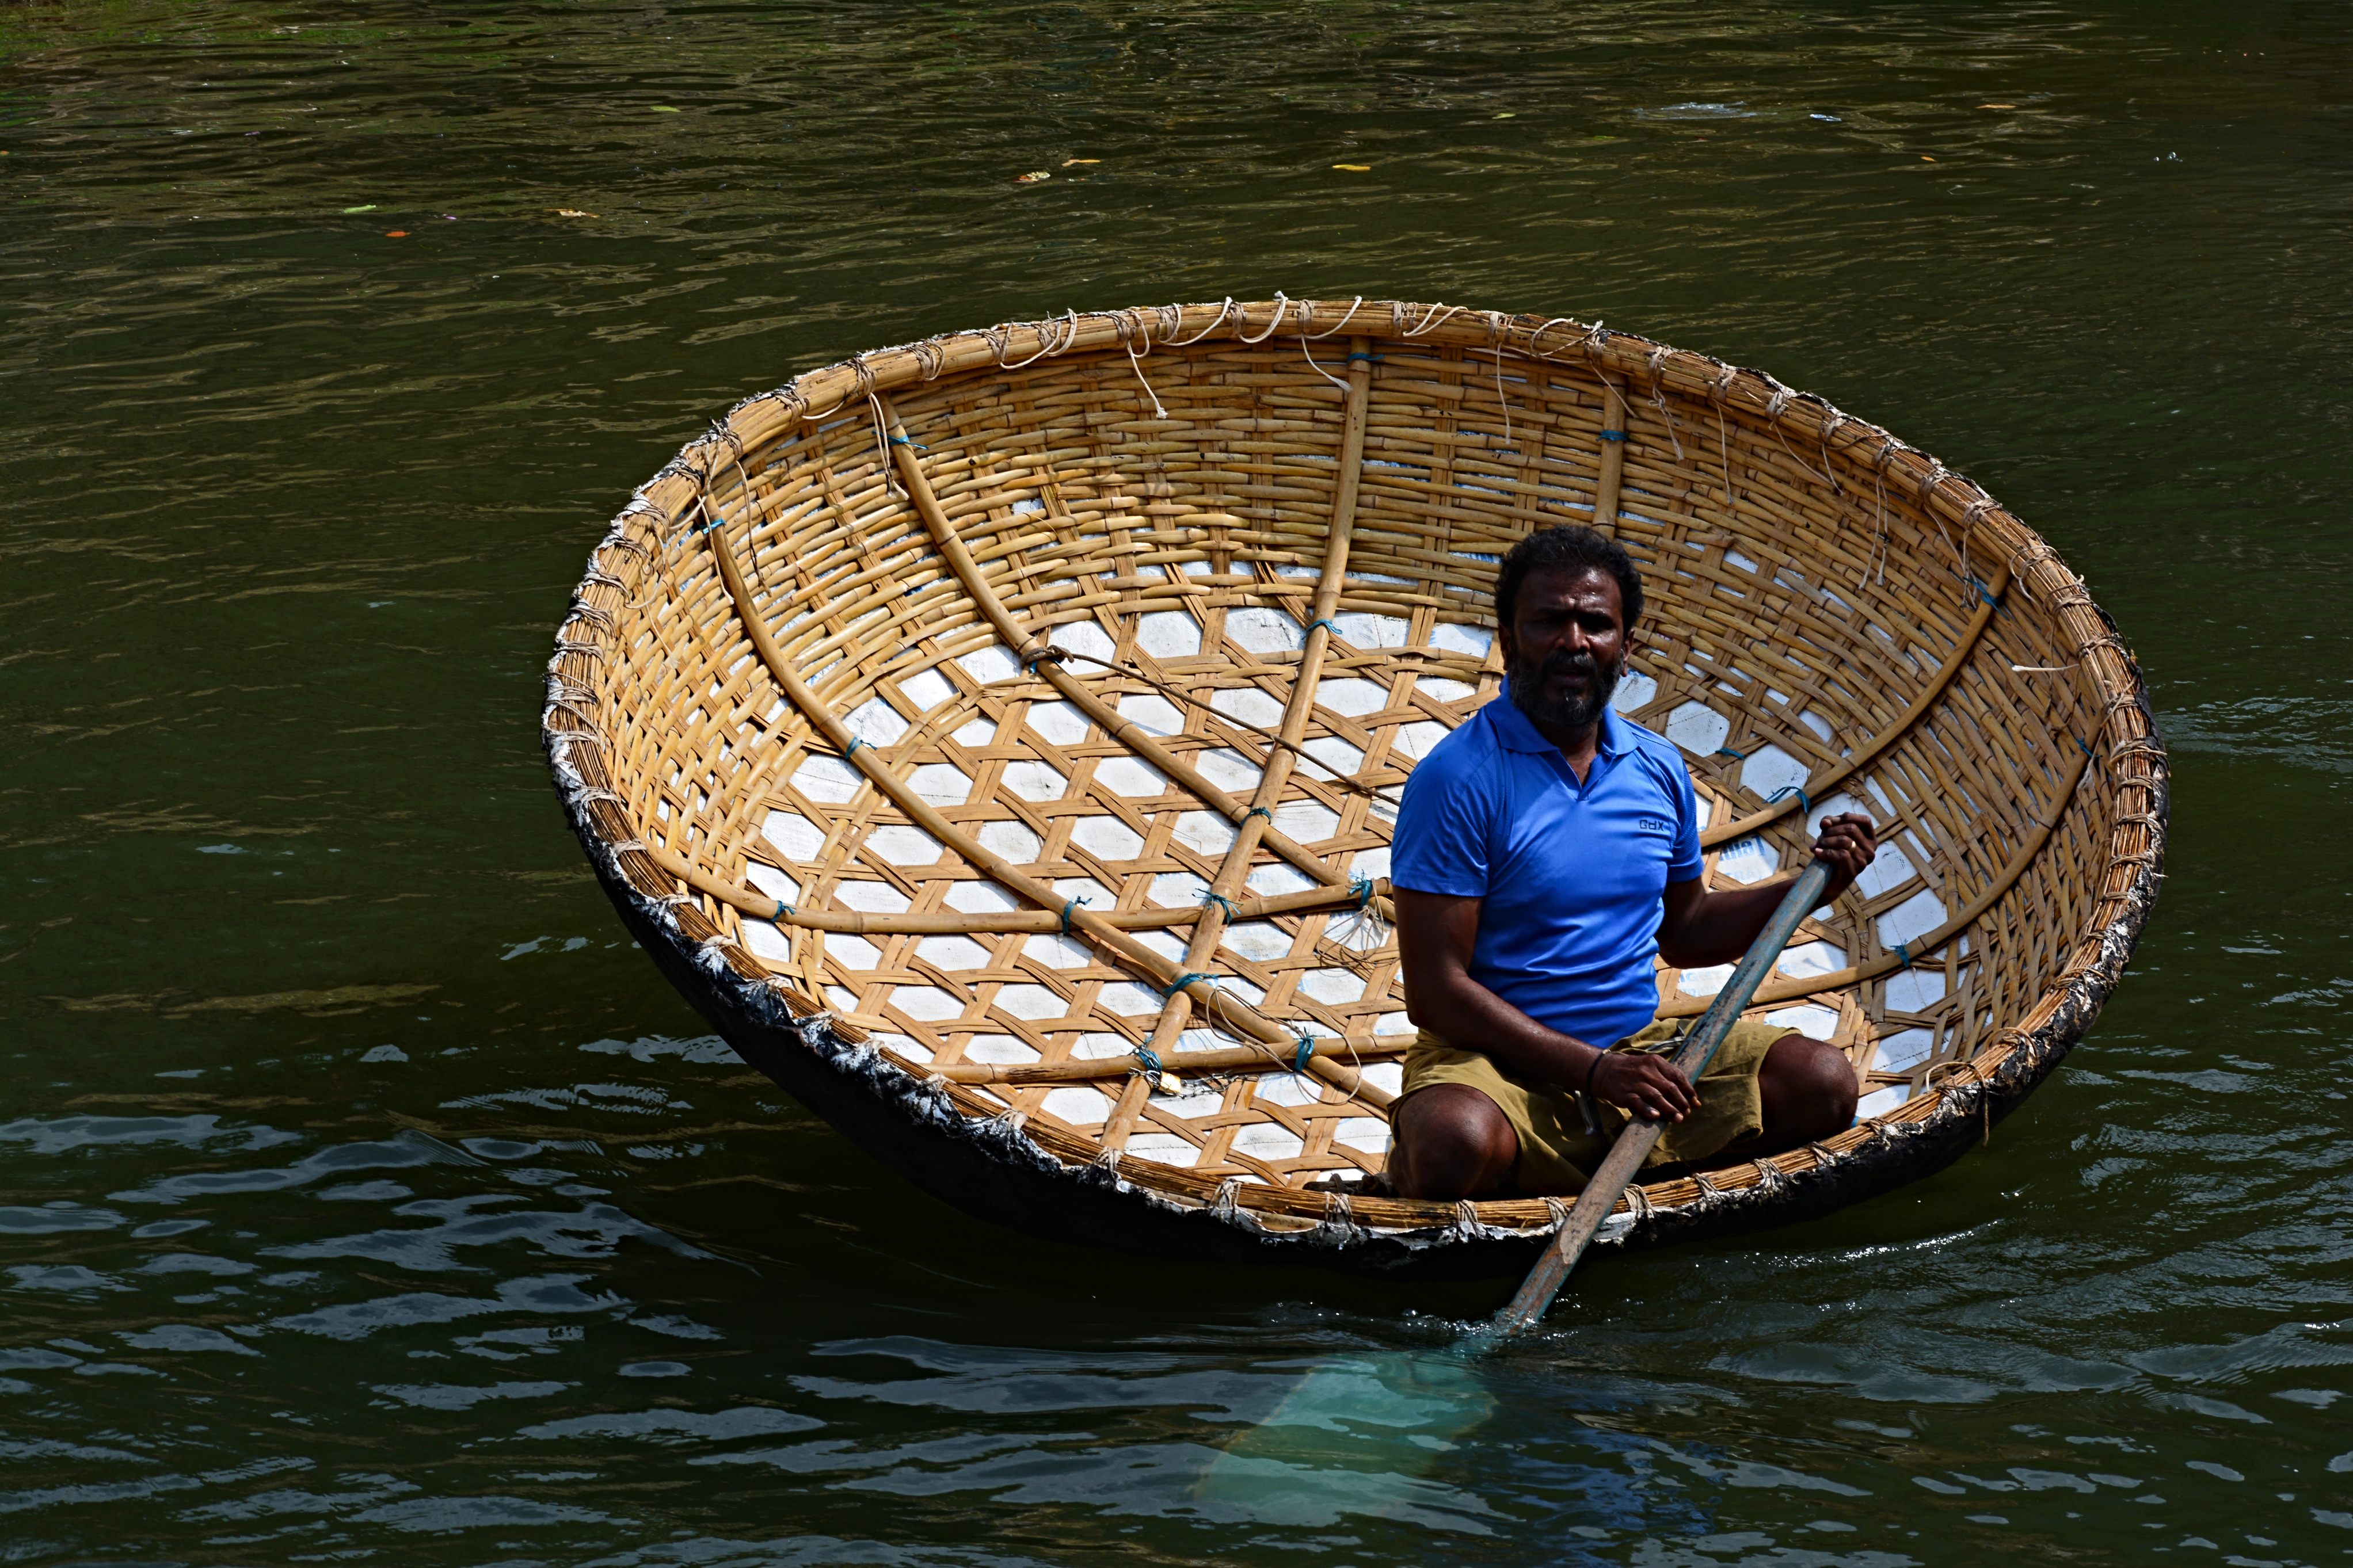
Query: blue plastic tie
xmin=1240 ymin=806 xmax=1273 ymax=825
xmin=2074 ymin=735 xmax=2095 ymax=758
xmin=1292 ymin=1037 xmax=1315 ymax=1075
xmin=1345 ymin=352 xmax=1383 ymax=363
xmin=1058 ymin=895 xmax=1090 ymax=934
xmin=1894 ymin=941 xmax=1914 ymax=968
xmin=1348 ymin=872 xmax=1375 ymax=909
xmin=1200 ymin=891 xmax=1240 ymax=918
xmin=1766 ymin=784 xmax=1813 ymax=812
xmin=700 ymin=510 xmax=728 ymax=533
xmin=1134 ymin=1046 xmax=1164 ymax=1078
xmin=773 ymin=899 xmax=793 ymax=921
xmin=1598 ymin=429 xmax=1627 ymax=442
xmin=889 ymin=434 xmax=930 ymax=451
xmin=843 ymin=737 xmax=870 ymax=758
xmin=1716 ymin=746 xmax=1747 ymax=761
xmin=1161 ymin=971 xmax=1215 ymax=998
xmin=1304 ymin=617 xmax=1342 ymax=639
xmin=1973 ymin=575 xmax=2006 ymax=613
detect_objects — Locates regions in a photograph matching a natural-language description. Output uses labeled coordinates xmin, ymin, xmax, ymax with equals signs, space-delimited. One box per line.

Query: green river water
xmin=4 ymin=2 xmax=2350 ymax=1563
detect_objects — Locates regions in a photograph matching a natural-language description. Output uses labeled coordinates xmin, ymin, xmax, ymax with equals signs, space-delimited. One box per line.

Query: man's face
xmin=1500 ymin=566 xmax=1628 ymax=737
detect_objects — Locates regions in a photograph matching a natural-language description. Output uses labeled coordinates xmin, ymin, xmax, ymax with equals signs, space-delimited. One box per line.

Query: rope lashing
xmin=1331 ymin=870 xmax=1389 ymax=952
xmin=1239 ymin=805 xmax=1274 ymax=826
xmin=1160 ymin=971 xmax=1216 ymax=998
xmin=1293 ymin=1037 xmax=1315 ymax=1075
xmin=1199 ymin=890 xmax=1240 ymax=918
xmin=1133 ymin=1045 xmax=1165 ymax=1077
xmin=1766 ymin=784 xmax=1813 ymax=812
xmin=1021 ymin=644 xmax=1065 ymax=674
xmin=1057 ymin=895 xmax=1090 ymax=934
xmin=1598 ymin=429 xmax=1628 ymax=442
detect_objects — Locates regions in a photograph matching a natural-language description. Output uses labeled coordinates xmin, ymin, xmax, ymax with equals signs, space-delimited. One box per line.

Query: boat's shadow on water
xmin=665 ymin=1158 xmax=1918 ymax=1543
xmin=633 ymin=1116 xmax=2036 ymax=1544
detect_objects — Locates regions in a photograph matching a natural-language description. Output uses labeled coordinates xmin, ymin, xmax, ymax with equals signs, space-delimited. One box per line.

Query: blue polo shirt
xmin=1391 ymin=697 xmax=1703 ymax=1050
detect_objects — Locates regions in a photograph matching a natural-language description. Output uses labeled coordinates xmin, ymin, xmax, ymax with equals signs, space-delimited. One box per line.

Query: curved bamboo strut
xmin=1661 ymin=730 xmax=2095 ymax=1018
xmin=1699 ymin=562 xmax=2011 ymax=849
xmin=1105 ymin=337 xmax=1377 ymax=1151
xmin=942 ymin=1035 xmax=1410 ymax=1086
xmin=691 ymin=506 xmax=1393 ymax=1112
xmin=877 ymin=394 xmax=1346 ymax=892
xmin=637 ymin=840 xmax=1389 ymax=934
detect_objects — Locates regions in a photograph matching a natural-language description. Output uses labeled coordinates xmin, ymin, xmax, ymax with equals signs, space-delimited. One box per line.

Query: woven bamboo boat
xmin=543 ymin=297 xmax=2165 ymax=1277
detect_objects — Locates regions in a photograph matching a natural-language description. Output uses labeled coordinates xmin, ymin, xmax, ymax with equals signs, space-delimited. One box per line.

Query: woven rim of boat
xmin=542 ymin=296 xmax=2164 ymax=1256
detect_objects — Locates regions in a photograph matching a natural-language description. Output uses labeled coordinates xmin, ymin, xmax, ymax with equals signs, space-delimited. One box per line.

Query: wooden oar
xmin=1489 ymin=857 xmax=1833 ymax=1333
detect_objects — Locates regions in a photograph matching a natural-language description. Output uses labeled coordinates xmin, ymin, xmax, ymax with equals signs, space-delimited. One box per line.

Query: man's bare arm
xmin=1396 ymin=888 xmax=1699 ymax=1123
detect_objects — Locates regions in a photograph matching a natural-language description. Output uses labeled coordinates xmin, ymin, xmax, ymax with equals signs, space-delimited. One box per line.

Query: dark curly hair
xmin=1493 ymin=525 xmax=1644 ymax=632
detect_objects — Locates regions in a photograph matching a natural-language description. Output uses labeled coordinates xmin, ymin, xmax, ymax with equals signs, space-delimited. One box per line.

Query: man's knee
xmin=1761 ymin=1035 xmax=1859 ymax=1140
xmin=1391 ymin=1085 xmax=1517 ymax=1199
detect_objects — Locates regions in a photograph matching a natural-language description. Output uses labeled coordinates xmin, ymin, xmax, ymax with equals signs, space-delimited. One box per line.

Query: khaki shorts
xmin=1399 ymin=1013 xmax=1792 ymax=1195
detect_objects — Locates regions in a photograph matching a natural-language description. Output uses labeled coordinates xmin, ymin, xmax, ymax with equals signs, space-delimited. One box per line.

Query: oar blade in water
xmin=1195 ymin=1348 xmax=1497 ymax=1522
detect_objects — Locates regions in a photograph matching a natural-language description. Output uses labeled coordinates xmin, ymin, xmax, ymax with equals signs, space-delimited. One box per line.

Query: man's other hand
xmin=1811 ymin=812 xmax=1877 ymax=899
xmin=1591 ymin=1050 xmax=1699 ymax=1123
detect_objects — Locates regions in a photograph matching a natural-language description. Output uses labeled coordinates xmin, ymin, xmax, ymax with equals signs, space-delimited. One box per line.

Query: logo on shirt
xmin=1637 ymin=817 xmax=1673 ymax=834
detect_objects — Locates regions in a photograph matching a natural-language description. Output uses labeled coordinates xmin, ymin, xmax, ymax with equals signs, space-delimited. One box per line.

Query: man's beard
xmin=1507 ymin=646 xmax=1622 ymax=734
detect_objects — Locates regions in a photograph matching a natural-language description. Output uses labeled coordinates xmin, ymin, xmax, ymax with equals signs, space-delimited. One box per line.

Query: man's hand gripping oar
xmin=1489 ymin=856 xmax=1835 ymax=1333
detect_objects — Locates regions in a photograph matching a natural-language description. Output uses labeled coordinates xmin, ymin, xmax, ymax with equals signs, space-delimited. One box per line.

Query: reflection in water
xmin=4 ymin=0 xmax=2352 ymax=1561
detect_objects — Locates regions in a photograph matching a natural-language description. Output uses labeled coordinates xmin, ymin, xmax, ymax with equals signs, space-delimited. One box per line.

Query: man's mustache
xmin=1532 ymin=650 xmax=1605 ymax=681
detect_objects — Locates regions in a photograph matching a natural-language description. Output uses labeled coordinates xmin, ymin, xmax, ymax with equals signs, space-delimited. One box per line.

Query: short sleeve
xmin=1665 ymin=751 xmax=1704 ymax=883
xmin=1389 ymin=733 xmax=1496 ymax=898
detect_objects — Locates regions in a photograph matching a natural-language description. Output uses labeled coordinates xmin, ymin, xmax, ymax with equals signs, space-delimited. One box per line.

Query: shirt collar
xmin=1487 ymin=694 xmax=1631 ymax=759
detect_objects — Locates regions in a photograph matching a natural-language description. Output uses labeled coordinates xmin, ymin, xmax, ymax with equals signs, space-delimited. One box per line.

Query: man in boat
xmin=1387 ymin=524 xmax=1875 ymax=1200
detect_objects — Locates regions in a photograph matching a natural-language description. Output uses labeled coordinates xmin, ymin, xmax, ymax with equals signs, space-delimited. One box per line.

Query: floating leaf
xmin=1920 ymin=155 xmax=1936 ymax=162
xmin=342 ymin=204 xmax=377 ymax=213
xmin=1979 ymin=103 xmax=2017 ymax=109
xmin=553 ymin=208 xmax=599 ymax=218
xmin=650 ymin=105 xmax=680 ymax=113
xmin=384 ymin=230 xmax=408 ymax=237
xmin=1014 ymin=170 xmax=1052 ymax=183
xmin=1493 ymin=112 xmax=1516 ymax=119
xmin=1061 ymin=158 xmax=1099 ymax=166
xmin=1332 ymin=163 xmax=1371 ymax=171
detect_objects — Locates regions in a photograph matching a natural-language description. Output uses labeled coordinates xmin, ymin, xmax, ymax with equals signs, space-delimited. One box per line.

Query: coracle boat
xmin=543 ymin=297 xmax=2165 ymax=1279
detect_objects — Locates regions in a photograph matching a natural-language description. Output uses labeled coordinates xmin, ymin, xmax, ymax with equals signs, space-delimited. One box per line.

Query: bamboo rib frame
xmin=544 ymin=297 xmax=2165 ymax=1262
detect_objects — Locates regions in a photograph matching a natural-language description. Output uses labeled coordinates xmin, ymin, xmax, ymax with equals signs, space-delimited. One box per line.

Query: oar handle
xmin=1491 ymin=858 xmax=1833 ymax=1333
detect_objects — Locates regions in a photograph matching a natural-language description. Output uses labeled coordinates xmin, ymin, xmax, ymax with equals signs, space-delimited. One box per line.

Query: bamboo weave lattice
xmin=545 ymin=297 xmax=2164 ymax=1242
